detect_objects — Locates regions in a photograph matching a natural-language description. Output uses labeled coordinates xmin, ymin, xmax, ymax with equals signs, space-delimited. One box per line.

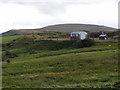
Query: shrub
xmin=58 ymin=40 xmax=75 ymax=48
xmin=3 ymin=36 xmax=35 ymax=51
xmin=73 ymin=40 xmax=84 ymax=48
xmin=2 ymin=51 xmax=18 ymax=61
xmin=5 ymin=51 xmax=18 ymax=58
xmin=26 ymin=39 xmax=95 ymax=52
xmin=82 ymin=39 xmax=95 ymax=47
xmin=6 ymin=59 xmax=10 ymax=63
xmin=29 ymin=50 xmax=37 ymax=54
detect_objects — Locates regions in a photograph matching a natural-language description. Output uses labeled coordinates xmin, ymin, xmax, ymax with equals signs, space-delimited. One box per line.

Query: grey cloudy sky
xmin=0 ymin=0 xmax=119 ymax=33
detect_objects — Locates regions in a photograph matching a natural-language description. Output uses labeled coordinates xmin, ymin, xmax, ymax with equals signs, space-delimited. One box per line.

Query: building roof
xmin=99 ymin=34 xmax=107 ymax=37
xmin=71 ymin=31 xmax=88 ymax=34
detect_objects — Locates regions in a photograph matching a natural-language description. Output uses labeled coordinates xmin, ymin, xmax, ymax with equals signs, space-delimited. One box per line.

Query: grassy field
xmin=1 ymin=35 xmax=23 ymax=44
xmin=2 ymin=35 xmax=119 ymax=88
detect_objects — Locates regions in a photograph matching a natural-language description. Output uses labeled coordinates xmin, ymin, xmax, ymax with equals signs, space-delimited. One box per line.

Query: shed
xmin=70 ymin=31 xmax=88 ymax=40
xmin=99 ymin=34 xmax=108 ymax=40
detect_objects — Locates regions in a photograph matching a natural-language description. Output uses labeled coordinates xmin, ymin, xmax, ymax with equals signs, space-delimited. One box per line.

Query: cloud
xmin=33 ymin=2 xmax=66 ymax=15
xmin=0 ymin=0 xmax=118 ymax=15
xmin=119 ymin=1 xmax=120 ymax=28
xmin=0 ymin=0 xmax=65 ymax=15
xmin=0 ymin=0 xmax=119 ymax=33
xmin=0 ymin=0 xmax=119 ymax=5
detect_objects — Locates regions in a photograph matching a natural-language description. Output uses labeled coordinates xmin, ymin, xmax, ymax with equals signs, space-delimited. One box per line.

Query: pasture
xmin=2 ymin=34 xmax=119 ymax=88
xmin=1 ymin=35 xmax=23 ymax=44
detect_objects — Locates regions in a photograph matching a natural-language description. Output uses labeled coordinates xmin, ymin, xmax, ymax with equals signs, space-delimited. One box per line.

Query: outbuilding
xmin=70 ymin=31 xmax=88 ymax=40
xmin=99 ymin=34 xmax=108 ymax=40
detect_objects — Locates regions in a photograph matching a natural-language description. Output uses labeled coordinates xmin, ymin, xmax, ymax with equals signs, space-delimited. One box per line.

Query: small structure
xmin=70 ymin=31 xmax=88 ymax=40
xmin=99 ymin=34 xmax=108 ymax=40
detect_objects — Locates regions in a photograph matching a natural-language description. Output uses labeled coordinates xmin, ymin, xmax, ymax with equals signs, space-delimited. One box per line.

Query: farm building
xmin=70 ymin=31 xmax=88 ymax=40
xmin=99 ymin=34 xmax=108 ymax=40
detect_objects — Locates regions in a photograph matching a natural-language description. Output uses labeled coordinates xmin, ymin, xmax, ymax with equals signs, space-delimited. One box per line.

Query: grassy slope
xmin=1 ymin=35 xmax=23 ymax=44
xmin=2 ymin=37 xmax=119 ymax=88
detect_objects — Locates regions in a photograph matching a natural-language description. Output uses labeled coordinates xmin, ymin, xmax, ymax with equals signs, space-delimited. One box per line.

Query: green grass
xmin=2 ymin=50 xmax=119 ymax=88
xmin=6 ymin=40 xmax=118 ymax=58
xmin=2 ymin=35 xmax=119 ymax=88
xmin=1 ymin=35 xmax=23 ymax=44
xmin=8 ymin=41 xmax=117 ymax=62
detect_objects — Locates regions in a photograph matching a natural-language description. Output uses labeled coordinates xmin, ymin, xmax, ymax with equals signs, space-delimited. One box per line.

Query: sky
xmin=0 ymin=0 xmax=119 ymax=33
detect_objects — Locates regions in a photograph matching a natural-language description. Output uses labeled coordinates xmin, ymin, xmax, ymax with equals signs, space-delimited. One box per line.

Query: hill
xmin=39 ymin=24 xmax=116 ymax=32
xmin=2 ymin=24 xmax=117 ymax=36
xmin=2 ymin=36 xmax=119 ymax=88
xmin=1 ymin=29 xmax=41 ymax=36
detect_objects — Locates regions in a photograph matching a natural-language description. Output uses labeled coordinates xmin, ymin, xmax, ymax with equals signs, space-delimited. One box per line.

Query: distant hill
xmin=39 ymin=24 xmax=116 ymax=32
xmin=2 ymin=24 xmax=117 ymax=36
xmin=1 ymin=29 xmax=41 ymax=36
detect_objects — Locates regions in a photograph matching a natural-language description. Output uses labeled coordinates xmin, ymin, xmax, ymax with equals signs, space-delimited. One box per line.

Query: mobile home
xmin=70 ymin=31 xmax=88 ymax=40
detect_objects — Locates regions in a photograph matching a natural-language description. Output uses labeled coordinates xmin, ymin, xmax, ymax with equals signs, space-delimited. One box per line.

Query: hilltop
xmin=39 ymin=24 xmax=116 ymax=32
xmin=2 ymin=24 xmax=117 ymax=36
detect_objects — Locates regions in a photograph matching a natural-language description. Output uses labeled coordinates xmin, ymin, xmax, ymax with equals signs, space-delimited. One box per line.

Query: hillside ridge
xmin=2 ymin=23 xmax=117 ymax=36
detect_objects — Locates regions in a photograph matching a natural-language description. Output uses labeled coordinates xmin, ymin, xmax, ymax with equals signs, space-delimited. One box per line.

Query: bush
xmin=59 ymin=39 xmax=94 ymax=49
xmin=58 ymin=40 xmax=75 ymax=48
xmin=2 ymin=51 xmax=18 ymax=61
xmin=5 ymin=51 xmax=18 ymax=58
xmin=73 ymin=40 xmax=84 ymax=48
xmin=29 ymin=50 xmax=37 ymax=54
xmin=6 ymin=59 xmax=10 ymax=63
xmin=26 ymin=39 xmax=95 ymax=52
xmin=82 ymin=39 xmax=95 ymax=47
xmin=3 ymin=36 xmax=35 ymax=51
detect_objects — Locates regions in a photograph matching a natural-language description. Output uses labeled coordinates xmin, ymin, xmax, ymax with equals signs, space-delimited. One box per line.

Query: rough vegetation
xmin=1 ymin=32 xmax=119 ymax=88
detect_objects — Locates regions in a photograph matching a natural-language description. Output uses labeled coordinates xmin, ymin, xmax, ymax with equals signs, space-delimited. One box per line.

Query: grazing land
xmin=1 ymin=35 xmax=23 ymax=44
xmin=2 ymin=34 xmax=119 ymax=88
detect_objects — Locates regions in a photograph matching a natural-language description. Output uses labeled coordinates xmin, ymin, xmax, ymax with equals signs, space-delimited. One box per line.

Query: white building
xmin=70 ymin=31 xmax=88 ymax=40
xmin=99 ymin=34 xmax=108 ymax=40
